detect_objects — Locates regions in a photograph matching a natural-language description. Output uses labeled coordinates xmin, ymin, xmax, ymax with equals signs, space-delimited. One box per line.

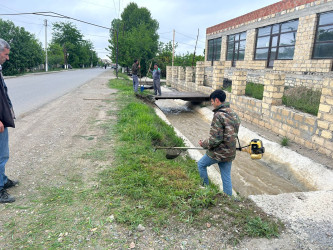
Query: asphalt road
xmin=4 ymin=68 xmax=108 ymax=117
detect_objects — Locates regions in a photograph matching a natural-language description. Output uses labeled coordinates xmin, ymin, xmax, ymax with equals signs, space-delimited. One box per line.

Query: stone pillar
xmin=313 ymin=78 xmax=333 ymax=157
xmin=212 ymin=61 xmax=224 ymax=90
xmin=244 ymin=29 xmax=256 ymax=62
xmin=185 ymin=66 xmax=195 ymax=91
xmin=220 ymin=36 xmax=227 ymax=62
xmin=178 ymin=67 xmax=185 ymax=91
xmin=263 ymin=73 xmax=285 ymax=106
xmin=166 ymin=66 xmax=172 ymax=86
xmin=231 ymin=70 xmax=247 ymax=96
xmin=195 ymin=61 xmax=205 ymax=88
xmin=171 ymin=66 xmax=179 ymax=88
xmin=293 ymin=15 xmax=317 ymax=61
xmin=262 ymin=73 xmax=285 ymax=125
xmin=178 ymin=66 xmax=185 ymax=81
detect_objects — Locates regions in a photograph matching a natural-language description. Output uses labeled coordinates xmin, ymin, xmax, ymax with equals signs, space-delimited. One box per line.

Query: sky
xmin=0 ymin=0 xmax=280 ymax=61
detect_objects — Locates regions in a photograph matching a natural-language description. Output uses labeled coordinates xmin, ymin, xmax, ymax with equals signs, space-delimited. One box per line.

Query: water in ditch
xmin=155 ymin=98 xmax=310 ymax=197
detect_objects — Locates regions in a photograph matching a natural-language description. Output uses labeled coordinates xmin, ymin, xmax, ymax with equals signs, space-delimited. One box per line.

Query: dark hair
xmin=210 ymin=89 xmax=226 ymax=103
xmin=134 ymin=59 xmax=138 ymax=63
xmin=154 ymin=63 xmax=158 ymax=66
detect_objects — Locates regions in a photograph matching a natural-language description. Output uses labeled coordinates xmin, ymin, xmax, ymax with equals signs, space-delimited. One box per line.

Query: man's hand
xmin=199 ymin=139 xmax=203 ymax=147
xmin=0 ymin=121 xmax=4 ymax=133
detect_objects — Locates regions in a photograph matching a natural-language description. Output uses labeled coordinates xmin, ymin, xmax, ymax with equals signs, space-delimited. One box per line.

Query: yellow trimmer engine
xmin=240 ymin=139 xmax=265 ymax=160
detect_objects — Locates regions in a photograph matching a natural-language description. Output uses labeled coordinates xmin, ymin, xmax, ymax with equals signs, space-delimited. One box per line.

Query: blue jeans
xmin=133 ymin=75 xmax=139 ymax=93
xmin=0 ymin=128 xmax=9 ymax=189
xmin=197 ymin=154 xmax=232 ymax=196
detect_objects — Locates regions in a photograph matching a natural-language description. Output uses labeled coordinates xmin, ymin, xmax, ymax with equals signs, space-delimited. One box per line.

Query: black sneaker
xmin=4 ymin=179 xmax=19 ymax=189
xmin=0 ymin=189 xmax=15 ymax=203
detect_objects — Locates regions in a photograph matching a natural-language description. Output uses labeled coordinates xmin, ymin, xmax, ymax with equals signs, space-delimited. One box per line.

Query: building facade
xmin=206 ymin=0 xmax=333 ymax=89
xmin=166 ymin=0 xmax=333 ymax=159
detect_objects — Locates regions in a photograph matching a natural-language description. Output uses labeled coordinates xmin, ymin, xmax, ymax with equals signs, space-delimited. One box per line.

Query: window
xmin=207 ymin=37 xmax=222 ymax=62
xmin=227 ymin=31 xmax=246 ymax=66
xmin=313 ymin=11 xmax=333 ymax=59
xmin=255 ymin=19 xmax=298 ymax=68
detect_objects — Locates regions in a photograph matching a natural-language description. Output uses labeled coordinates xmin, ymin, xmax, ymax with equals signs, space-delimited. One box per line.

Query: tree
xmin=108 ymin=2 xmax=159 ymax=76
xmin=52 ymin=22 xmax=99 ymax=68
xmin=0 ymin=19 xmax=44 ymax=75
xmin=47 ymin=42 xmax=63 ymax=69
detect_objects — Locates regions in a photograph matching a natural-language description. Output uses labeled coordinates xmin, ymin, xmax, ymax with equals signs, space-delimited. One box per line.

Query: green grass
xmin=223 ymin=85 xmax=232 ymax=93
xmin=282 ymin=87 xmax=321 ymax=116
xmin=281 ymin=137 xmax=289 ymax=147
xmin=97 ymin=77 xmax=283 ymax=239
xmin=245 ymin=82 xmax=264 ymax=100
xmin=2 ymin=76 xmax=283 ymax=248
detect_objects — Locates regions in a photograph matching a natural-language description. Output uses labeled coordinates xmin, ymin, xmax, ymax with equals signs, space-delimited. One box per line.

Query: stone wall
xmin=166 ymin=65 xmax=333 ymax=158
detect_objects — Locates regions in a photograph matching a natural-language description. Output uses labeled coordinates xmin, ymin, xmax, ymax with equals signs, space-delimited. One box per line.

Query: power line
xmin=159 ymin=36 xmax=204 ymax=50
xmin=0 ymin=12 xmax=111 ymax=30
xmin=176 ymin=31 xmax=205 ymax=44
xmin=158 ymin=31 xmax=173 ymax=35
xmin=85 ymin=34 xmax=109 ymax=38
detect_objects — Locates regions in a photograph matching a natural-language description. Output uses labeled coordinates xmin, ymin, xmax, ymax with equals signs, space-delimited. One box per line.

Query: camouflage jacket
xmin=201 ymin=103 xmax=240 ymax=162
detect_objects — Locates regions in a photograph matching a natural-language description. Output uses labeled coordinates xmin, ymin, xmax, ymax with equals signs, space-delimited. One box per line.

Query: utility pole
xmin=192 ymin=28 xmax=199 ymax=68
xmin=44 ymin=19 xmax=48 ymax=72
xmin=116 ymin=27 xmax=119 ymax=78
xmin=172 ymin=29 xmax=175 ymax=68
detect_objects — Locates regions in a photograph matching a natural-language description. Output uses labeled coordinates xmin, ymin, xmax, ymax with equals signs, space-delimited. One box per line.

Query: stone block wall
xmin=166 ymin=65 xmax=333 ymax=158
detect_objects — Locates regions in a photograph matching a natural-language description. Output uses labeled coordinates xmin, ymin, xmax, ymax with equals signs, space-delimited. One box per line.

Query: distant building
xmin=205 ymin=0 xmax=333 ymax=89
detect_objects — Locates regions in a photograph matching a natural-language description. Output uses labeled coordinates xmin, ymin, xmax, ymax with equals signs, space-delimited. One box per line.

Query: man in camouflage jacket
xmin=198 ymin=89 xmax=240 ymax=196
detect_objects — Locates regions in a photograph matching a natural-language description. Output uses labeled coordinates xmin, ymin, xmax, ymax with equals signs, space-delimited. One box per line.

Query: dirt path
xmin=0 ymin=70 xmax=117 ymax=247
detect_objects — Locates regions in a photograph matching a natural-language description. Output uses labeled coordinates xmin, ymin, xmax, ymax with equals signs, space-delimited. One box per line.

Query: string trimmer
xmin=155 ymin=139 xmax=265 ymax=160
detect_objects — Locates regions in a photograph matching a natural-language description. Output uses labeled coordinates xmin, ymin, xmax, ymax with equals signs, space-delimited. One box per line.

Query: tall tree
xmin=47 ymin=42 xmax=64 ymax=69
xmin=52 ymin=22 xmax=98 ymax=68
xmin=108 ymin=2 xmax=159 ymax=76
xmin=0 ymin=19 xmax=44 ymax=75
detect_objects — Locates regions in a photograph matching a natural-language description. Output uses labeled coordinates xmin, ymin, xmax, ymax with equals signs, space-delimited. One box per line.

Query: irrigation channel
xmin=153 ymin=87 xmax=333 ymax=197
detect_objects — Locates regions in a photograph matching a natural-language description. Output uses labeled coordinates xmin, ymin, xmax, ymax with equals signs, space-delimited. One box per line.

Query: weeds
xmin=245 ymin=82 xmax=264 ymax=100
xmin=282 ymin=86 xmax=321 ymax=116
xmin=281 ymin=137 xmax=289 ymax=146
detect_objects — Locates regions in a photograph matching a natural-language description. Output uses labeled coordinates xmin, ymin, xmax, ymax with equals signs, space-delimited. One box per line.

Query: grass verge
xmin=3 ymin=74 xmax=283 ymax=248
xmin=98 ymin=76 xmax=283 ymax=240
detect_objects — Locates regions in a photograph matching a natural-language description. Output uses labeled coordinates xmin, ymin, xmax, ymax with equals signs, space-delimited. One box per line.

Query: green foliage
xmin=245 ymin=82 xmax=264 ymax=100
xmin=51 ymin=22 xmax=99 ymax=68
xmin=47 ymin=42 xmax=64 ymax=69
xmin=281 ymin=137 xmax=289 ymax=147
xmin=0 ymin=19 xmax=44 ymax=75
xmin=246 ymin=217 xmax=279 ymax=238
xmin=153 ymin=41 xmax=204 ymax=78
xmin=108 ymin=3 xmax=159 ymax=76
xmin=282 ymin=87 xmax=321 ymax=116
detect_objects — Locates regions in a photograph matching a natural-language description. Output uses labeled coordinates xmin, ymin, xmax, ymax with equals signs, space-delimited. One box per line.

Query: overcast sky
xmin=0 ymin=0 xmax=279 ymax=60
